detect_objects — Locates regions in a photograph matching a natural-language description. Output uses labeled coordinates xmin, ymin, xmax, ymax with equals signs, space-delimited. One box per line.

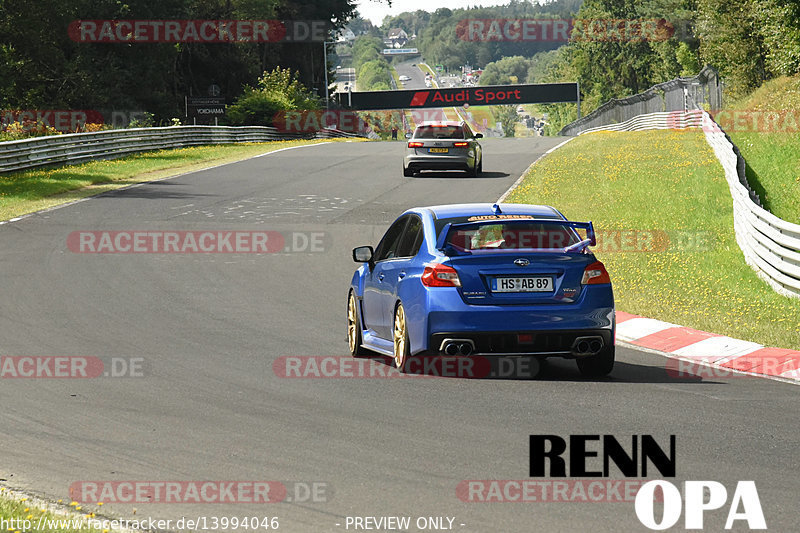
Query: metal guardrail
xmin=582 ymin=110 xmax=800 ymax=298
xmin=0 ymin=125 xmax=362 ymax=173
xmin=560 ymin=66 xmax=722 ymax=136
xmin=697 ymin=111 xmax=800 ymax=298
xmin=577 ymin=111 xmax=703 ymax=134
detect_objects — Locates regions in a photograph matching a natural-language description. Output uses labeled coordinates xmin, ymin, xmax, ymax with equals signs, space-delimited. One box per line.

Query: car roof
xmin=414 ymin=203 xmax=565 ymax=220
xmin=416 ymin=121 xmax=463 ymax=128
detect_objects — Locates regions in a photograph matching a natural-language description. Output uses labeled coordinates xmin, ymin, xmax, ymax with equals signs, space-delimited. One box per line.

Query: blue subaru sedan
xmin=347 ymin=203 xmax=615 ymax=376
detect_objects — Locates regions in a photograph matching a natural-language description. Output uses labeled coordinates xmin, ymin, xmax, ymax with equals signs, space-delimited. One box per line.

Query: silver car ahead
xmin=403 ymin=121 xmax=483 ymax=177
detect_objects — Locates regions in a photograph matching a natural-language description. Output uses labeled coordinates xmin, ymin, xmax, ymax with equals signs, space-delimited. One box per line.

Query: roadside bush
xmin=493 ymin=105 xmax=518 ymax=137
xmin=0 ymin=120 xmax=61 ymax=141
xmin=128 ymin=112 xmax=155 ymax=128
xmin=80 ymin=122 xmax=108 ymax=132
xmin=227 ymin=67 xmax=320 ymax=126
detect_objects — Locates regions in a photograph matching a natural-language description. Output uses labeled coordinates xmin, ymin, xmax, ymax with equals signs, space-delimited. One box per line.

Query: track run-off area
xmin=0 ymin=138 xmax=797 ymax=532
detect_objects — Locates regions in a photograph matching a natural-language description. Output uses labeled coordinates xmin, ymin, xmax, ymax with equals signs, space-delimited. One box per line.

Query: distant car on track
xmin=347 ymin=203 xmax=616 ymax=377
xmin=399 ymin=75 xmax=412 ymax=81
xmin=403 ymin=121 xmax=483 ymax=177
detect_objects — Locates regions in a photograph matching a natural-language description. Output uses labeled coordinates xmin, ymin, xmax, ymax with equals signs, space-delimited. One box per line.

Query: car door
xmin=378 ymin=215 xmax=424 ymax=336
xmin=362 ymin=216 xmax=409 ymax=338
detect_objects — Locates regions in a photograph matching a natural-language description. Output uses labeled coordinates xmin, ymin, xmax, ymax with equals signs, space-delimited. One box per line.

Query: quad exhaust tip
xmin=440 ymin=339 xmax=475 ymax=356
xmin=572 ymin=336 xmax=604 ymax=357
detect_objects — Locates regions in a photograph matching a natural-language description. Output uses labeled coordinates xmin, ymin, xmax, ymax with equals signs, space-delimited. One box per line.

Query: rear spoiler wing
xmin=436 ymin=218 xmax=596 ymax=253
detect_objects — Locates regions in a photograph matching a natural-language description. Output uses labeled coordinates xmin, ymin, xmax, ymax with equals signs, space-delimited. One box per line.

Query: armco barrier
xmin=559 ymin=65 xmax=722 ymax=136
xmin=698 ymin=111 xmax=800 ymax=298
xmin=0 ymin=126 xmax=362 ymax=173
xmin=580 ymin=110 xmax=800 ymax=298
xmin=577 ymin=111 xmax=703 ymax=134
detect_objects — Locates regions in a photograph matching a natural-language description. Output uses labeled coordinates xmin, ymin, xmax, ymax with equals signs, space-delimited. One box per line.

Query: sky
xmin=355 ymin=0 xmax=516 ymax=26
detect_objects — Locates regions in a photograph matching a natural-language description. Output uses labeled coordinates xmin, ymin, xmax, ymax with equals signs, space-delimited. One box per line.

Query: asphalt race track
xmin=0 ymin=138 xmax=798 ymax=532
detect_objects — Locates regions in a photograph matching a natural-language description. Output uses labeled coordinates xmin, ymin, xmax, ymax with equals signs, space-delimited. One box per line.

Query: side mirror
xmin=353 ymin=246 xmax=374 ymax=263
xmin=405 ymin=133 xmax=412 ymax=139
xmin=474 ymin=132 xmax=483 ymax=139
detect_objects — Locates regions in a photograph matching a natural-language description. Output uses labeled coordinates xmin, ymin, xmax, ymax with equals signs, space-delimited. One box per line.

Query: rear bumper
xmin=405 ymin=285 xmax=614 ymax=355
xmin=404 ymin=154 xmax=476 ymax=171
xmin=430 ymin=329 xmax=612 ymax=356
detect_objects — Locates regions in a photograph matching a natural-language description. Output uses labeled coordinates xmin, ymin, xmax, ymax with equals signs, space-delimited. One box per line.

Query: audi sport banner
xmin=343 ymin=83 xmax=579 ymax=110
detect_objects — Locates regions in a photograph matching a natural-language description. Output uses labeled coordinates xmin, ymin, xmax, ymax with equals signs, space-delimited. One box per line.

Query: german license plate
xmin=429 ymin=148 xmax=449 ymax=153
xmin=492 ymin=276 xmax=553 ymax=293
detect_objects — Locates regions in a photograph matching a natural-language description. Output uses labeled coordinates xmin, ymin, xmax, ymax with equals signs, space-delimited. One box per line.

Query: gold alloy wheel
xmin=393 ymin=304 xmax=408 ymax=370
xmin=347 ymin=293 xmax=358 ymax=354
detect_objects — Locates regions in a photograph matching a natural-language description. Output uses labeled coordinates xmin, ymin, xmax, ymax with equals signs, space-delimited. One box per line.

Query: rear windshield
xmin=441 ymin=220 xmax=581 ymax=252
xmin=414 ymin=125 xmax=464 ymax=139
xmin=434 ymin=215 xmax=562 ymax=238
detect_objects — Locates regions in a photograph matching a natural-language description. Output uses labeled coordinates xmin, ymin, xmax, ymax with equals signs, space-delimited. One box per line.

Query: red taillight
xmin=421 ymin=263 xmax=461 ymax=287
xmin=453 ymin=142 xmax=468 ymax=147
xmin=581 ymin=260 xmax=611 ymax=285
xmin=408 ymin=141 xmax=424 ymax=148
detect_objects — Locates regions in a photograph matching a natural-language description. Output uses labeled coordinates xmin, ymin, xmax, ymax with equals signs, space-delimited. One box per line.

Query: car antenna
xmin=492 ymin=203 xmax=502 ymax=215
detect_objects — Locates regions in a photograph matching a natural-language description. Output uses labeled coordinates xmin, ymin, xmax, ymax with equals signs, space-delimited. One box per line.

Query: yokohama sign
xmin=345 ymin=83 xmax=579 ymax=110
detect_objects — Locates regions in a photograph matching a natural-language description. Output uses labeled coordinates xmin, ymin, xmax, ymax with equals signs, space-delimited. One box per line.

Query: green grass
xmin=465 ymin=106 xmax=496 ymax=130
xmin=417 ymin=63 xmax=436 ymax=78
xmin=0 ymin=492 xmax=104 ymax=533
xmin=731 ymin=132 xmax=800 ymax=223
xmin=0 ymin=139 xmax=356 ymax=221
xmin=505 ymin=129 xmax=800 ymax=350
xmin=389 ymin=66 xmax=402 ymax=88
xmin=725 ymin=75 xmax=800 ymax=224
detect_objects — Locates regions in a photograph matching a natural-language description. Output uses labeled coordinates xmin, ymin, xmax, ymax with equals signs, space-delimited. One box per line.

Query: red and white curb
xmin=616 ymin=311 xmax=800 ymax=383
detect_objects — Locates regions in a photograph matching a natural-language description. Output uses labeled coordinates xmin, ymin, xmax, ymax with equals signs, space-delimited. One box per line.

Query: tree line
xmin=0 ymin=0 xmax=356 ymax=124
xmin=382 ymin=0 xmax=800 ymax=130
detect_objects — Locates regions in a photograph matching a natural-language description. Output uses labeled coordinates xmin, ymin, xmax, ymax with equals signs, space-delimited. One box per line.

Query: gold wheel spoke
xmin=348 ymin=296 xmax=358 ymax=352
xmin=394 ymin=306 xmax=406 ymax=368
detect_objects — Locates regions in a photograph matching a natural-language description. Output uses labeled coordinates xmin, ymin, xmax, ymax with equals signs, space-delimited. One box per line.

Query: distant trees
xmin=479 ymin=56 xmax=534 ymax=85
xmin=494 ymin=105 xmax=519 ymax=137
xmin=696 ymin=0 xmax=800 ymax=99
xmin=414 ymin=1 xmax=578 ymax=70
xmin=352 ymin=36 xmax=393 ymax=90
xmin=0 ymin=0 xmax=355 ymax=122
xmin=380 ymin=10 xmax=431 ymax=37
